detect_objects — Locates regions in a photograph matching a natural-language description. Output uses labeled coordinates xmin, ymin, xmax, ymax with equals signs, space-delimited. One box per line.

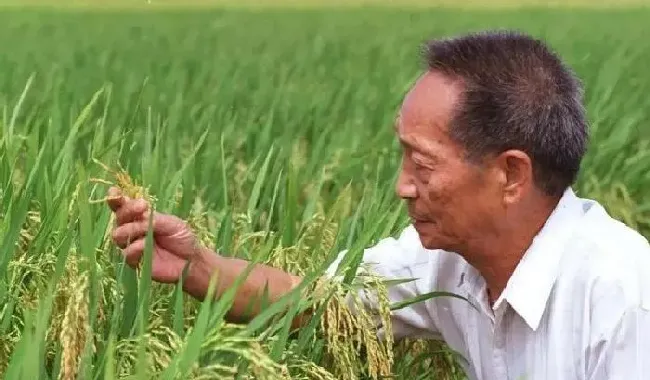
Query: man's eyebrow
xmin=394 ymin=115 xmax=435 ymax=153
xmin=400 ymin=135 xmax=423 ymax=150
xmin=396 ymin=128 xmax=429 ymax=153
xmin=393 ymin=115 xmax=412 ymax=145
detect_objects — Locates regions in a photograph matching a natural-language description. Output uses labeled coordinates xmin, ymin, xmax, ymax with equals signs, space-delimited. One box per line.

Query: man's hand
xmin=105 ymin=186 xmax=304 ymax=325
xmin=106 ymin=186 xmax=202 ymax=284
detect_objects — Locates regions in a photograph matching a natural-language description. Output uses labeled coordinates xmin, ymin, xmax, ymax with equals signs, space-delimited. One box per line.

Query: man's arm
xmin=182 ymin=246 xmax=306 ymax=326
xmin=106 ymin=185 xmax=309 ymax=327
xmin=587 ymin=305 xmax=650 ymax=380
xmin=179 ymin=224 xmax=443 ymax=338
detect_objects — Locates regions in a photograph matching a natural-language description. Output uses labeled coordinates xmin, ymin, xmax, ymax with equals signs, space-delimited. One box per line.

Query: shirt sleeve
xmin=325 ymin=225 xmax=443 ymax=341
xmin=587 ymin=306 xmax=650 ymax=380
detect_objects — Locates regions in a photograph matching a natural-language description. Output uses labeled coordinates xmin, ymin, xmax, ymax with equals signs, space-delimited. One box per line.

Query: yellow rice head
xmin=88 ymin=157 xmax=156 ymax=205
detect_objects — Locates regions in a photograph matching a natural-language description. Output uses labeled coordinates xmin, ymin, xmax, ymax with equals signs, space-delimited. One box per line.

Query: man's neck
xmin=466 ymin=195 xmax=561 ymax=306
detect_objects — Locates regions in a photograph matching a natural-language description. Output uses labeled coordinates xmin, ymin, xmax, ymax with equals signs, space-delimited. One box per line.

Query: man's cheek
xmin=426 ymin=185 xmax=452 ymax=207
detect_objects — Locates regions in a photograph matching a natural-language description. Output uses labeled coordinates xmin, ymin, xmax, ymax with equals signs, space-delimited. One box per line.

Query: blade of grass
xmin=247 ymin=145 xmax=275 ymax=219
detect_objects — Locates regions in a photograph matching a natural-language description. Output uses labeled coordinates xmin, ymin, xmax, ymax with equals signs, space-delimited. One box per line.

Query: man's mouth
xmin=408 ymin=207 xmax=429 ymax=223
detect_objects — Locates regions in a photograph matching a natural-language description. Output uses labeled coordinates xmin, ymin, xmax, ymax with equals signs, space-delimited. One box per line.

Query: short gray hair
xmin=422 ymin=30 xmax=588 ymax=197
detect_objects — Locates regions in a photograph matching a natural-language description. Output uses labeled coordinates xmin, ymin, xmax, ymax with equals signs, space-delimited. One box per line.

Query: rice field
xmin=1 ymin=3 xmax=650 ymax=380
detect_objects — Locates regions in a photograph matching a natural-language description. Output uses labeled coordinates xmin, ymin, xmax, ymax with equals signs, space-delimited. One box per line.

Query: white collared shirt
xmin=326 ymin=188 xmax=650 ymax=380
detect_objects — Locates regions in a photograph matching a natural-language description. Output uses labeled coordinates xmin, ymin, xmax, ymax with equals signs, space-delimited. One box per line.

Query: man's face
xmin=395 ymin=71 xmax=503 ymax=252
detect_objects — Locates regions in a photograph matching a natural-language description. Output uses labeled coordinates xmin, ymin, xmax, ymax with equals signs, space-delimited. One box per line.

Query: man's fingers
xmin=107 ymin=187 xmax=126 ymax=212
xmin=123 ymin=238 xmax=146 ymax=269
xmin=112 ymin=219 xmax=154 ymax=249
xmin=115 ymin=198 xmax=150 ymax=226
xmin=111 ymin=211 xmax=183 ymax=249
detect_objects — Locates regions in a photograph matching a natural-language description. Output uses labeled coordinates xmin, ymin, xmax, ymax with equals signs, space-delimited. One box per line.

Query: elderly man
xmin=106 ymin=30 xmax=650 ymax=379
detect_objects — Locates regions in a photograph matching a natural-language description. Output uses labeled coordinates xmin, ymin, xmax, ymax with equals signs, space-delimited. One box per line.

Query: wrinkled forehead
xmin=394 ymin=72 xmax=464 ymax=154
xmin=396 ymin=72 xmax=461 ymax=134
xmin=394 ymin=114 xmax=443 ymax=154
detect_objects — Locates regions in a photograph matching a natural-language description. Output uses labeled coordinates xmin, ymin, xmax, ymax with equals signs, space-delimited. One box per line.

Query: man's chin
xmin=413 ymin=221 xmax=446 ymax=250
xmin=412 ymin=222 xmax=439 ymax=248
xmin=412 ymin=219 xmax=432 ymax=231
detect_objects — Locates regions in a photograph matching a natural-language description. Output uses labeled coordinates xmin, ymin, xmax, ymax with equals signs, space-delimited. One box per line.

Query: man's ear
xmin=495 ymin=149 xmax=533 ymax=205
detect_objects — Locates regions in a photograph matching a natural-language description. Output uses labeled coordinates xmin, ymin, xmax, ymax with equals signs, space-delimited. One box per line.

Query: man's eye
xmin=413 ymin=160 xmax=430 ymax=174
xmin=416 ymin=165 xmax=430 ymax=174
xmin=414 ymin=164 xmax=431 ymax=184
xmin=412 ymin=155 xmax=432 ymax=169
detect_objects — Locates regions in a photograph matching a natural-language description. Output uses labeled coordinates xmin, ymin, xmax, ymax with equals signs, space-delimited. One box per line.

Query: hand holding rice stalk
xmin=87 ymin=158 xmax=307 ymax=322
xmin=89 ymin=158 xmax=202 ymax=283
xmin=89 ymin=158 xmax=157 ymax=205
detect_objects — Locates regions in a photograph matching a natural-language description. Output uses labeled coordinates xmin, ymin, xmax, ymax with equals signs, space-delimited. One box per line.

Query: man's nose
xmin=396 ymin=170 xmax=417 ymax=199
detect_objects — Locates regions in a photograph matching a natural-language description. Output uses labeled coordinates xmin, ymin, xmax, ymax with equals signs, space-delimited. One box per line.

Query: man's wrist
xmin=182 ymin=246 xmax=220 ymax=300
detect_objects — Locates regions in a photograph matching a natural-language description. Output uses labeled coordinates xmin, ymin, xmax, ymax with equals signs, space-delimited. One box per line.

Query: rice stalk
xmin=58 ymin=261 xmax=90 ymax=380
xmin=309 ymin=269 xmax=395 ymax=380
xmin=88 ymin=157 xmax=156 ymax=205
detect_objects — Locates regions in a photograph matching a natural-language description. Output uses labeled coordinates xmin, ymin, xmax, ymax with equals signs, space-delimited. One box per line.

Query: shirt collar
xmin=492 ymin=187 xmax=585 ymax=330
